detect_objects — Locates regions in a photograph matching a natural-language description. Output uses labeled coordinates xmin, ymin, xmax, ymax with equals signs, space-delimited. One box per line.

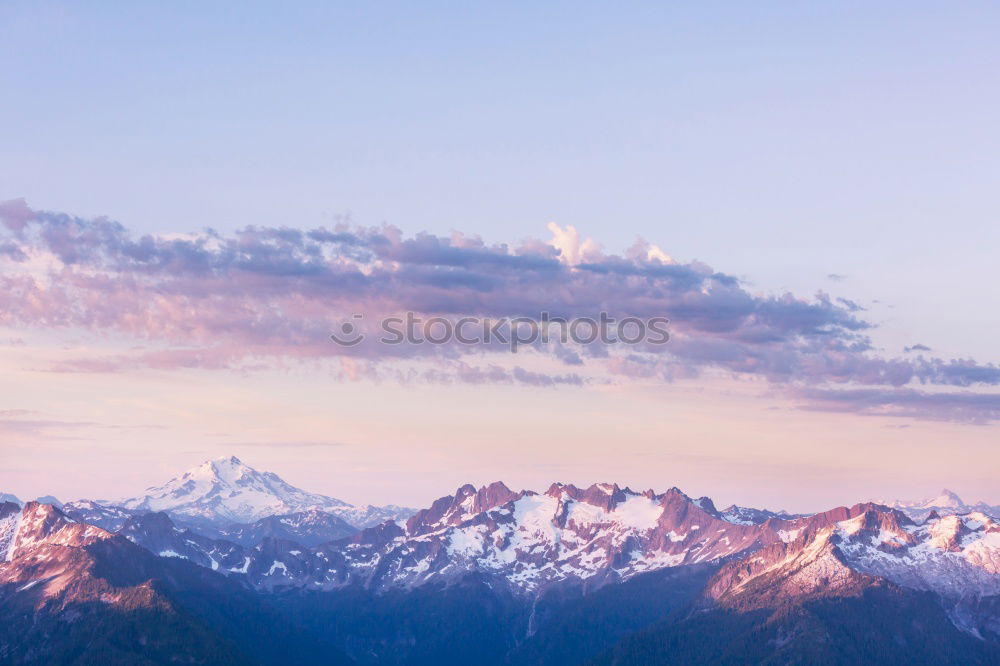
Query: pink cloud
xmin=2 ymin=199 xmax=999 ymax=421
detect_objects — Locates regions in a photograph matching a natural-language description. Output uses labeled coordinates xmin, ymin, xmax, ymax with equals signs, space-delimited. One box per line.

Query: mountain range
xmin=2 ymin=458 xmax=999 ymax=664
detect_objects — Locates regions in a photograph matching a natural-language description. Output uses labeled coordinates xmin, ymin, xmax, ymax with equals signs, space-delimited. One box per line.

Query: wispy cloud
xmin=0 ymin=412 xmax=99 ymax=439
xmin=0 ymin=409 xmax=165 ymax=438
xmin=793 ymin=387 xmax=1000 ymax=424
xmin=229 ymin=441 xmax=349 ymax=449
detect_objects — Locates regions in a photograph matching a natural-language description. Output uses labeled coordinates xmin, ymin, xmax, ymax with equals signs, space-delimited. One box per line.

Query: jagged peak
xmin=693 ymin=496 xmax=719 ymax=515
xmin=480 ymin=480 xmax=513 ymax=494
xmin=2 ymin=501 xmax=117 ymax=560
xmin=545 ymin=482 xmax=568 ymax=497
xmin=22 ymin=499 xmax=63 ymax=516
xmin=664 ymin=486 xmax=690 ymax=499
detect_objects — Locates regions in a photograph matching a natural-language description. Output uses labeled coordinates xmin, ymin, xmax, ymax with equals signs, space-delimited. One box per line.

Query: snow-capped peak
xmin=883 ymin=488 xmax=966 ymax=510
xmin=113 ymin=456 xmax=415 ymax=529
xmin=120 ymin=455 xmax=352 ymax=524
xmin=34 ymin=495 xmax=63 ymax=508
xmin=878 ymin=489 xmax=1000 ymax=522
xmin=182 ymin=456 xmax=264 ymax=488
xmin=924 ymin=489 xmax=965 ymax=509
xmin=0 ymin=493 xmax=22 ymax=507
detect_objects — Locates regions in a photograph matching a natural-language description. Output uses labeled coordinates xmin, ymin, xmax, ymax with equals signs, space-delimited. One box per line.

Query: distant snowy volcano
xmin=878 ymin=488 xmax=1000 ymax=521
xmin=120 ymin=456 xmax=349 ymax=523
xmin=116 ymin=456 xmax=413 ymax=528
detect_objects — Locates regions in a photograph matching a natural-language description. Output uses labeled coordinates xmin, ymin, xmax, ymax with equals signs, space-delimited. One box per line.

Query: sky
xmin=1 ymin=2 xmax=999 ymax=511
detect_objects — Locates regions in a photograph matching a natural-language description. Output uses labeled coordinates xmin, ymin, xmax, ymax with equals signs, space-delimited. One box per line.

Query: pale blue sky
xmin=2 ymin=1 xmax=999 ymax=359
xmin=3 ymin=2 xmax=1000 ymax=507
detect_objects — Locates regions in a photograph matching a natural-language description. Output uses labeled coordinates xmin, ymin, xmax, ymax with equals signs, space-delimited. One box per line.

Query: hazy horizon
xmin=3 ymin=450 xmax=994 ymax=517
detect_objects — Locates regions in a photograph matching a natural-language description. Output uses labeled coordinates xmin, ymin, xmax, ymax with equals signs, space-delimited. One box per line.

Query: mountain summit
xmin=879 ymin=488 xmax=1000 ymax=521
xmin=116 ymin=456 xmax=412 ymax=528
xmin=120 ymin=455 xmax=350 ymax=524
xmin=924 ymin=488 xmax=966 ymax=509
